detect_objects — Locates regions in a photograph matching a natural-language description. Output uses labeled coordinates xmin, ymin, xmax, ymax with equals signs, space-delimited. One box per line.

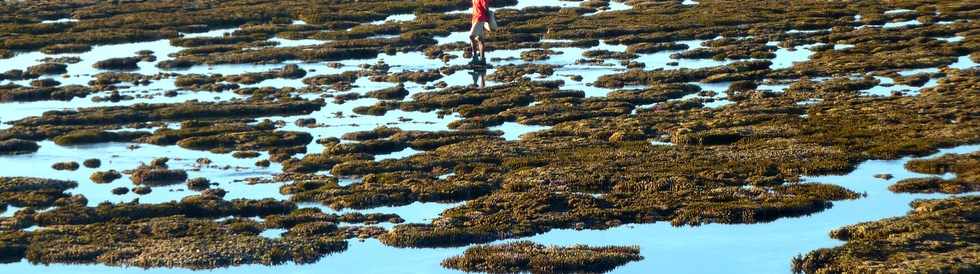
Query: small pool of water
xmin=490 ymin=122 xmax=551 ymax=141
xmin=259 ymin=228 xmax=287 ymax=239
xmin=370 ymin=13 xmax=416 ymax=25
xmin=0 ymin=141 xmax=286 ymax=204
xmin=883 ymin=20 xmax=921 ymax=29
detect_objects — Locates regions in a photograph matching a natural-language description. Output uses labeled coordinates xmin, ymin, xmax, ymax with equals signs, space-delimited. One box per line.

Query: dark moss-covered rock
xmin=0 ymin=177 xmax=77 ymax=208
xmin=0 ymin=139 xmax=39 ymax=155
xmin=92 ymin=57 xmax=142 ymax=70
xmin=366 ymin=84 xmax=409 ymax=100
xmin=20 ymin=215 xmax=347 ymax=269
xmin=792 ymin=196 xmax=980 ymax=274
xmin=29 ymin=78 xmax=61 ymax=88
xmin=442 ymin=241 xmax=643 ymax=274
xmin=889 ymin=152 xmax=979 ymax=194
xmin=232 ymin=151 xmax=260 ymax=159
xmin=130 ymin=165 xmax=188 ymax=186
xmin=25 ymin=63 xmax=67 ymax=77
xmin=0 ymin=84 xmax=93 ymax=102
xmin=626 ymin=42 xmax=689 ymax=54
xmin=132 ymin=186 xmax=152 ymax=195
xmin=53 ymin=130 xmax=150 ymax=146
xmin=90 ymin=170 xmax=122 ymax=184
xmin=186 ymin=177 xmax=211 ymax=191
xmin=175 ymin=130 xmax=313 ymax=153
xmin=40 ymin=43 xmax=92 ymax=54
xmin=8 ymin=99 xmax=324 ymax=129
xmin=110 ymin=187 xmax=129 ymax=195
xmin=255 ymin=159 xmax=271 ymax=167
xmin=82 ymin=158 xmax=101 ymax=168
xmin=51 ymin=161 xmax=80 ymax=171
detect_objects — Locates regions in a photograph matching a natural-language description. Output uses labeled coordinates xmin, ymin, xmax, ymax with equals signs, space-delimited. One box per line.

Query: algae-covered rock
xmin=0 ymin=139 xmax=39 ymax=155
xmin=90 ymin=170 xmax=122 ymax=184
xmin=130 ymin=165 xmax=188 ymax=186
xmin=889 ymin=152 xmax=980 ymax=194
xmin=0 ymin=177 xmax=77 ymax=208
xmin=792 ymin=196 xmax=980 ymax=274
xmin=442 ymin=241 xmax=643 ymax=274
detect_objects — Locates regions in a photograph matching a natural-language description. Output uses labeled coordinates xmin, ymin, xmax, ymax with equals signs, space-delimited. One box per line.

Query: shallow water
xmin=883 ymin=19 xmax=922 ymax=29
xmin=5 ymin=144 xmax=974 ymax=274
xmin=1 ymin=0 xmax=978 ymax=273
xmin=0 ymin=140 xmax=286 ymax=204
xmin=370 ymin=13 xmax=417 ymax=25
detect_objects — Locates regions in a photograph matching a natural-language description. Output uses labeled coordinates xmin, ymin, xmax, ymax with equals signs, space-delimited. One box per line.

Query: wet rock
xmin=671 ymin=128 xmax=746 ymax=146
xmin=33 ymin=195 xmax=296 ymax=227
xmin=889 ymin=152 xmax=980 ymax=194
xmin=442 ymin=241 xmax=643 ymax=274
xmin=82 ymin=159 xmax=102 ymax=168
xmin=370 ymin=69 xmax=443 ymax=84
xmin=36 ymin=56 xmax=82 ymax=65
xmin=149 ymin=157 xmax=169 ymax=169
xmin=111 ymin=187 xmax=129 ymax=195
xmin=873 ymin=173 xmax=892 ymax=180
xmin=20 ymin=214 xmax=346 ymax=269
xmin=201 ymin=188 xmax=227 ymax=198
xmin=25 ymin=63 xmax=68 ymax=77
xmin=626 ymin=42 xmax=689 ymax=54
xmin=53 ymin=129 xmax=150 ymax=146
xmin=520 ymin=49 xmax=561 ymax=61
xmin=130 ymin=165 xmax=188 ymax=186
xmin=0 ymin=84 xmax=93 ymax=102
xmin=156 ymin=59 xmax=198 ymax=69
xmin=132 ymin=186 xmax=152 ymax=195
xmin=0 ymin=177 xmax=77 ymax=208
xmin=255 ymin=160 xmax=271 ymax=167
xmin=366 ymin=84 xmax=409 ymax=100
xmin=302 ymin=71 xmax=359 ymax=87
xmin=220 ymin=64 xmax=307 ymax=85
xmin=175 ymin=130 xmax=313 ymax=153
xmin=0 ymin=139 xmax=40 ymax=155
xmin=487 ymin=64 xmax=557 ymax=82
xmin=40 ymin=43 xmax=92 ymax=54
xmin=51 ymin=161 xmax=80 ymax=171
xmin=583 ymin=49 xmax=638 ymax=60
xmin=6 ymin=100 xmax=324 ymax=142
xmin=90 ymin=170 xmax=122 ymax=184
xmin=30 ymin=78 xmax=60 ymax=88
xmin=186 ymin=177 xmax=211 ymax=191
xmin=232 ymin=151 xmax=260 ymax=158
xmin=293 ymin=118 xmax=317 ymax=128
xmin=595 ymin=60 xmax=771 ymax=87
xmin=92 ymin=57 xmax=142 ymax=70
xmin=171 ymin=34 xmax=270 ymax=47
xmin=792 ymin=196 xmax=980 ymax=274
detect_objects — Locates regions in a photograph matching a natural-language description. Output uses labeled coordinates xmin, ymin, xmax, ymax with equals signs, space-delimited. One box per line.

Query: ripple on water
xmin=0 ymin=1 xmax=970 ymax=272
xmin=0 ymin=141 xmax=285 ymax=205
xmin=490 ymin=122 xmax=551 ymax=141
xmin=10 ymin=142 xmax=973 ymax=274
xmin=370 ymin=13 xmax=416 ymax=25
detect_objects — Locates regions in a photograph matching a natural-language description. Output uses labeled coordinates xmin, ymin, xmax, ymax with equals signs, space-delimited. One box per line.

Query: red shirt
xmin=472 ymin=0 xmax=489 ymax=23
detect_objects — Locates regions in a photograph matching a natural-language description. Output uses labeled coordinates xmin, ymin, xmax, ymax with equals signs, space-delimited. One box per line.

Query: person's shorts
xmin=469 ymin=20 xmax=491 ymax=39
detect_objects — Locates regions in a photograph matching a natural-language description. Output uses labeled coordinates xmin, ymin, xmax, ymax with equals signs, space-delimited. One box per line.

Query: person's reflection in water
xmin=468 ymin=67 xmax=487 ymax=88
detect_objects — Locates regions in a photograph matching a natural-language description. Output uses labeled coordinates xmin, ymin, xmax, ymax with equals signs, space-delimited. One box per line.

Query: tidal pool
xmin=3 ymin=144 xmax=973 ymax=274
xmin=0 ymin=0 xmax=977 ymax=273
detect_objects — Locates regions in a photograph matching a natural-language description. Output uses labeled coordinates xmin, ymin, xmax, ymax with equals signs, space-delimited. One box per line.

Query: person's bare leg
xmin=469 ymin=35 xmax=479 ymax=59
xmin=477 ymin=37 xmax=485 ymax=62
xmin=479 ymin=70 xmax=486 ymax=87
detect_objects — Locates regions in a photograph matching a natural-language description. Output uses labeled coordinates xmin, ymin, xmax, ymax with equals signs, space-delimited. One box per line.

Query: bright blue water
xmin=1 ymin=0 xmax=977 ymax=273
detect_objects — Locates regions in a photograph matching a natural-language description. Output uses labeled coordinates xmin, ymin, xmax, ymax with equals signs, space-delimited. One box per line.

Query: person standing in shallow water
xmin=469 ymin=0 xmax=492 ymax=65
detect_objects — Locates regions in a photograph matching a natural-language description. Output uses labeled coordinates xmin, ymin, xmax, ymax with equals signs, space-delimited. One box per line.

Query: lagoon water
xmin=0 ymin=0 xmax=977 ymax=273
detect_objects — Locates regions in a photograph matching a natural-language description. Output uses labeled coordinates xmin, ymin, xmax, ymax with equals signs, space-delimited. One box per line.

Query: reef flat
xmin=792 ymin=196 xmax=979 ymax=274
xmin=0 ymin=0 xmax=977 ymax=273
